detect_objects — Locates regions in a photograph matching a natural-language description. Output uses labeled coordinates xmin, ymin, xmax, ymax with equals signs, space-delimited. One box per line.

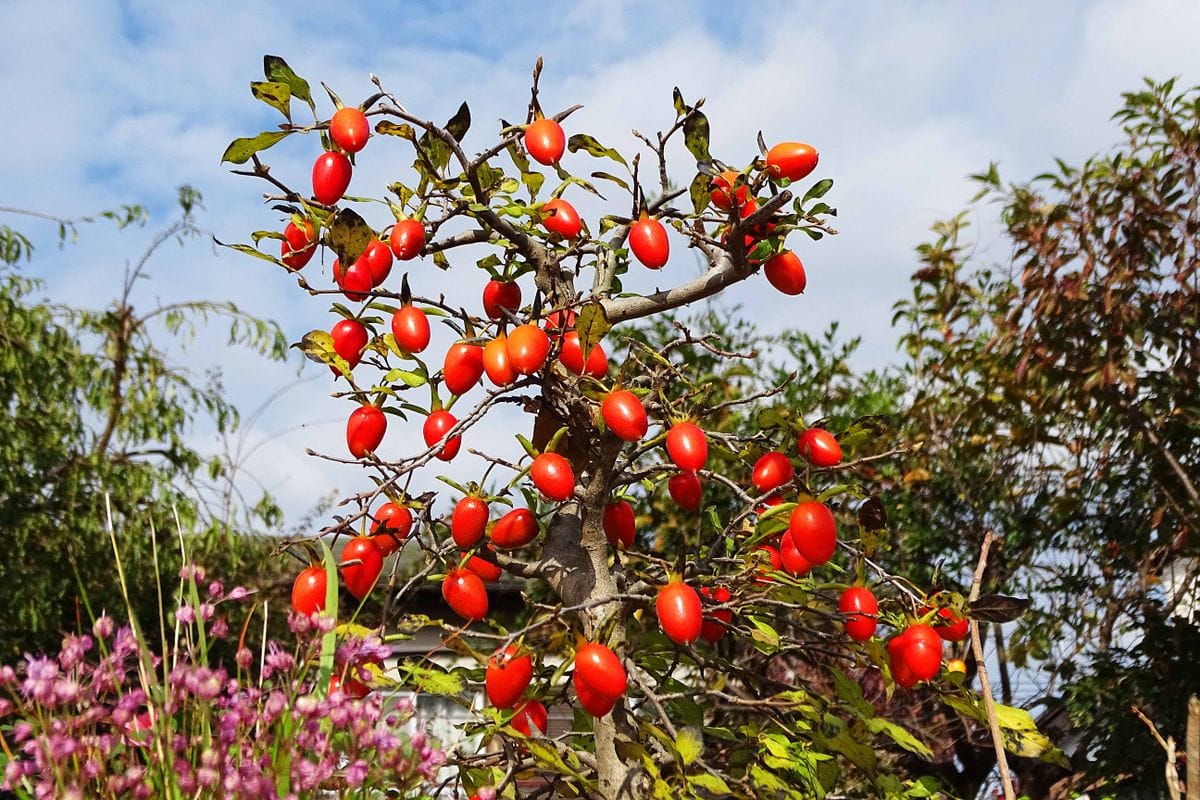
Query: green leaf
xmin=250 ymin=81 xmax=292 ymax=120
xmin=396 ymin=662 xmax=464 ymax=696
xmin=592 ymin=171 xmax=631 ymax=192
xmin=993 ymin=703 xmax=1038 ymax=731
xmin=1004 ymin=729 xmax=1071 ymax=768
xmin=688 ymin=772 xmax=731 ymax=795
xmin=375 ymin=121 xmax=416 ymax=139
xmin=293 ymin=330 xmax=336 ymax=365
xmin=802 ymin=178 xmax=834 ymax=204
xmin=318 ymin=540 xmax=339 ymax=690
xmin=747 ymin=615 xmax=780 ymax=652
xmin=672 ymin=86 xmax=687 ymax=118
xmin=263 ymin=55 xmax=314 ymax=113
xmin=828 ymin=666 xmax=874 ymax=719
xmin=683 ymin=109 xmax=712 ymax=162
xmin=575 ymin=302 xmax=611 ymax=372
xmin=689 ymin=171 xmax=711 ymax=215
xmin=327 ymin=208 xmax=373 ymax=265
xmin=865 ymin=717 xmax=933 ymax=759
xmin=220 ymin=131 xmax=289 ymax=165
xmin=214 ymin=238 xmax=283 ymax=266
xmin=445 ymin=102 xmax=472 ymax=142
xmin=567 ymin=134 xmax=628 ymax=167
xmin=384 ymin=368 xmax=428 ymax=388
xmin=675 ymin=726 xmax=703 ymax=766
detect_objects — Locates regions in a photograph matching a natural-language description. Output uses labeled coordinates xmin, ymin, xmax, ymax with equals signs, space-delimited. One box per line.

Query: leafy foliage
xmin=0 ymin=194 xmax=290 ymax=661
xmin=889 ymin=78 xmax=1200 ymax=792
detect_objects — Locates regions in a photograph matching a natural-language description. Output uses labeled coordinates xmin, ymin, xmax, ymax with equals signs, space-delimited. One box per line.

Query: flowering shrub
xmin=0 ymin=564 xmax=442 ymax=799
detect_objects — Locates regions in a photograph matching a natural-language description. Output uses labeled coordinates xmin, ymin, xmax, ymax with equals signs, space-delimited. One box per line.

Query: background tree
xmin=226 ymin=56 xmax=1053 ymax=800
xmin=0 ymin=191 xmax=291 ymax=661
xmin=889 ymin=77 xmax=1200 ymax=795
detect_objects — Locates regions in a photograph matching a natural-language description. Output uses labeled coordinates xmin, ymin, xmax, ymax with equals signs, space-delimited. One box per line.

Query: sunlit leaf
xmin=220 ymin=131 xmax=290 ymax=165
xmin=263 ymin=54 xmax=314 ymax=113
xmin=683 ymin=109 xmax=712 ymax=162
xmin=250 ymin=81 xmax=291 ymax=120
xmin=575 ymin=302 xmax=611 ymax=371
xmin=327 ymin=208 xmax=373 ymax=265
xmin=567 ymin=134 xmax=628 ymax=167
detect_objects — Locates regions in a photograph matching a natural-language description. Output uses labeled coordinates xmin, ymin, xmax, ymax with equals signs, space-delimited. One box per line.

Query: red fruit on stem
xmin=511 ymin=699 xmax=548 ymax=736
xmin=787 ymin=500 xmax=837 ymax=565
xmin=558 ymin=331 xmax=608 ymax=378
xmin=764 ymin=251 xmax=807 ymax=295
xmin=312 ymin=150 xmax=352 ymax=205
xmin=486 ymin=645 xmax=534 ymax=710
xmin=389 ymin=219 xmax=426 ymax=261
xmin=765 ymin=141 xmax=819 ymax=182
xmin=710 ymin=170 xmax=748 ymax=211
xmin=483 ymin=279 xmax=522 ymax=320
xmin=699 ymin=586 xmax=733 ymax=643
xmin=779 ymin=530 xmax=814 ymax=577
xmin=341 ymin=536 xmax=383 ymax=600
xmin=798 ymin=428 xmax=842 ymax=467
xmin=666 ymin=422 xmax=708 ymax=472
xmin=330 ymin=671 xmax=371 ymax=699
xmin=370 ymin=502 xmax=413 ymax=556
xmin=422 ymin=410 xmax=461 ymax=461
xmin=668 ymin=471 xmax=702 ymax=511
xmin=541 ymin=198 xmax=581 ymax=239
xmin=483 ymin=334 xmax=518 ymax=387
xmin=291 ymin=566 xmax=327 ymax=616
xmin=629 ymin=217 xmax=670 ymax=269
xmin=452 ymin=497 xmax=489 ymax=549
xmin=442 ymin=568 xmax=488 ymax=620
xmin=329 ymin=107 xmax=370 ymax=154
xmin=838 ymin=586 xmax=879 ymax=642
xmin=543 ymin=309 xmax=576 ymax=339
xmin=281 ymin=219 xmax=316 ymax=270
xmin=491 ymin=508 xmax=538 ymax=549
xmin=656 ymin=582 xmax=703 ymax=645
xmin=601 ymin=390 xmax=648 ymax=442
xmin=896 ymin=623 xmax=943 ymax=682
xmin=462 ymin=545 xmax=502 ymax=583
xmin=506 ymin=324 xmax=551 ymax=375
xmin=574 ymin=642 xmax=627 ymax=700
xmin=330 ymin=319 xmax=368 ymax=368
xmin=930 ymin=607 xmax=970 ymax=642
xmin=530 ymin=452 xmax=575 ymax=501
xmin=361 ymin=238 xmax=393 ymax=286
xmin=391 ymin=305 xmax=430 ymax=354
xmin=751 ymin=451 xmax=794 ymax=493
xmin=524 ymin=118 xmax=566 ymax=166
xmin=334 ymin=257 xmax=373 ymax=302
xmin=602 ymin=500 xmax=636 ymax=549
xmin=574 ymin=673 xmax=617 ymax=717
xmin=346 ymin=405 xmax=386 ymax=458
xmin=443 ymin=342 xmax=484 ymax=395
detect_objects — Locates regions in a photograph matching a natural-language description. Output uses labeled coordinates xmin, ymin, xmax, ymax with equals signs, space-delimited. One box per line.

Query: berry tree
xmin=224 ymin=56 xmax=1054 ymax=799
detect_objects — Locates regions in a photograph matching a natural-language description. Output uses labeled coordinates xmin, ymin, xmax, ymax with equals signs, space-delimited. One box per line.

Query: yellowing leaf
xmin=903 ymin=468 xmax=931 ymax=484
xmin=675 ymin=726 xmax=703 ymax=766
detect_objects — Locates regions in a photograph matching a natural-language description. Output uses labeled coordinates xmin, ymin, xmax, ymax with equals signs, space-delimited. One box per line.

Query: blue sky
xmin=2 ymin=0 xmax=1199 ymax=527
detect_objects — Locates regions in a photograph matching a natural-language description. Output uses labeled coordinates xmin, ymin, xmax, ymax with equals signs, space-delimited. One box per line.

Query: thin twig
xmin=1133 ymin=705 xmax=1184 ymax=800
xmin=968 ymin=531 xmax=1017 ymax=800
